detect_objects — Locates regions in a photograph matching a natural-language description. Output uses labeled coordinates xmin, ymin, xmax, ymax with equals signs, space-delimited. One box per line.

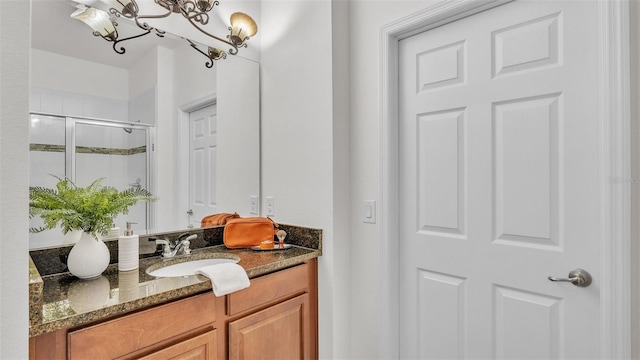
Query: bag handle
xmin=267 ymin=217 xmax=279 ymax=235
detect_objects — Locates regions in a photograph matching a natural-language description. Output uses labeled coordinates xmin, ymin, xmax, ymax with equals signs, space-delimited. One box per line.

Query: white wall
xmin=331 ymin=0 xmax=351 ymax=357
xmin=347 ymin=2 xmax=437 ymax=358
xmin=173 ymin=42 xmax=217 ymax=108
xmin=31 ymin=49 xmax=129 ymax=101
xmin=129 ymin=88 xmax=156 ymax=125
xmin=0 ymin=0 xmax=30 ymax=358
xmin=129 ymin=49 xmax=157 ymax=101
xmin=217 ymin=56 xmax=260 ymax=216
xmin=260 ymin=0 xmax=348 ymax=357
xmin=631 ymin=0 xmax=640 ymax=357
xmin=154 ymin=46 xmax=178 ymax=232
xmin=30 ymin=86 xmax=129 ymax=120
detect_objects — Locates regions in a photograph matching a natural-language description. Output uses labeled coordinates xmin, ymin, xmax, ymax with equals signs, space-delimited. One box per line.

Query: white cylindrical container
xmin=118 ymin=222 xmax=139 ymax=271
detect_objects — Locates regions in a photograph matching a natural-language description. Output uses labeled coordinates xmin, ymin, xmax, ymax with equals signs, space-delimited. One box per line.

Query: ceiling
xmin=31 ymin=0 xmax=183 ymax=70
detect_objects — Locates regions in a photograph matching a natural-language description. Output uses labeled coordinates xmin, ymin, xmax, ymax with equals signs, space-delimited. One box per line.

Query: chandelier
xmin=71 ymin=0 xmax=258 ymax=68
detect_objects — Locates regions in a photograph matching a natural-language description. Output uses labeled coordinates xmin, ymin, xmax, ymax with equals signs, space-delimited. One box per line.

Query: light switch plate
xmin=250 ymin=195 xmax=258 ymax=215
xmin=363 ymin=200 xmax=376 ymax=224
xmin=265 ymin=196 xmax=275 ymax=216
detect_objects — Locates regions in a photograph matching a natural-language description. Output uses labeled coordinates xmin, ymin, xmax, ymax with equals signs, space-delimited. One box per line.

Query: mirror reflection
xmin=29 ymin=0 xmax=260 ymax=249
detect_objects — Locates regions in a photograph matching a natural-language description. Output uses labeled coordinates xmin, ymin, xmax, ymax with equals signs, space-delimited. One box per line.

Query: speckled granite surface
xmin=29 ymin=224 xmax=322 ymax=337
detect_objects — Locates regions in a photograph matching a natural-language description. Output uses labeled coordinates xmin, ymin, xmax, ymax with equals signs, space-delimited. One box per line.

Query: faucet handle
xmin=178 ymin=233 xmax=198 ymax=242
xmin=183 ymin=240 xmax=191 ymax=255
xmin=153 ymin=238 xmax=172 ymax=256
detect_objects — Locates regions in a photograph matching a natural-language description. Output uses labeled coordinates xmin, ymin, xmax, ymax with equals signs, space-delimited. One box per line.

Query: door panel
xmin=399 ymin=1 xmax=600 ymax=358
xmin=493 ymin=94 xmax=561 ymax=249
xmin=189 ymin=104 xmax=217 ymax=227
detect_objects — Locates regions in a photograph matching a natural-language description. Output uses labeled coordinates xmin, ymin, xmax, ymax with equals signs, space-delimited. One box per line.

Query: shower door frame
xmin=29 ymin=112 xmax=156 ymax=233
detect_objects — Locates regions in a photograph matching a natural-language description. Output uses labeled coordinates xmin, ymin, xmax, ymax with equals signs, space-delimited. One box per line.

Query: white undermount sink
xmin=146 ymin=258 xmax=239 ymax=278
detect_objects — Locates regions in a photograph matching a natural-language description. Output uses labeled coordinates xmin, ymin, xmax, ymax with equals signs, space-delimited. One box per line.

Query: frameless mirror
xmin=29 ymin=0 xmax=260 ymax=249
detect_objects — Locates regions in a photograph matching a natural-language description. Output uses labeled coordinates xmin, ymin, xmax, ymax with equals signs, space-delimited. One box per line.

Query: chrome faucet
xmin=155 ymin=233 xmax=196 ymax=258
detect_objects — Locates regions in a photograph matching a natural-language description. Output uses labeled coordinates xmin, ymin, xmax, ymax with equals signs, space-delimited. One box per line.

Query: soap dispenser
xmin=106 ymin=218 xmax=120 ymax=239
xmin=118 ymin=222 xmax=139 ymax=271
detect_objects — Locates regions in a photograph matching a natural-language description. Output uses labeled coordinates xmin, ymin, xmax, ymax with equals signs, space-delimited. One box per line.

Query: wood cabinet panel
xmin=138 ymin=330 xmax=217 ymax=360
xmin=228 ymin=294 xmax=310 ymax=360
xmin=29 ymin=328 xmax=66 ymax=360
xmin=228 ymin=262 xmax=309 ymax=316
xmin=68 ymin=292 xmax=216 ymax=360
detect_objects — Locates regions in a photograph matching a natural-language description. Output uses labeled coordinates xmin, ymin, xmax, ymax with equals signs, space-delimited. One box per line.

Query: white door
xmin=399 ymin=1 xmax=601 ymax=358
xmin=188 ymin=104 xmax=217 ymax=227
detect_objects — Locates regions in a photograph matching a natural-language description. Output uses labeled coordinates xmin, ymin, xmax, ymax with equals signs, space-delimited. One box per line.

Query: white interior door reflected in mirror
xmin=189 ymin=104 xmax=218 ymax=228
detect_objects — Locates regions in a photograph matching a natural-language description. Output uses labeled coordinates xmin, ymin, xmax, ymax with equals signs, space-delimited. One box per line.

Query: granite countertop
xmin=29 ymin=225 xmax=322 ymax=338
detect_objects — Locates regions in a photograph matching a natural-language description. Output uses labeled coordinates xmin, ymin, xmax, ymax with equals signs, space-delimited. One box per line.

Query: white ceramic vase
xmin=63 ymin=229 xmax=82 ymax=244
xmin=67 ymin=232 xmax=110 ymax=279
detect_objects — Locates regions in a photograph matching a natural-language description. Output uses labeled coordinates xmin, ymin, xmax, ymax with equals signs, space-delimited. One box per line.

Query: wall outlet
xmin=250 ymin=195 xmax=259 ymax=215
xmin=265 ymin=196 xmax=275 ymax=216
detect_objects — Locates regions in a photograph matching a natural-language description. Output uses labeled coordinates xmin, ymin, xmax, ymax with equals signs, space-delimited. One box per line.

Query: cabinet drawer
xmin=138 ymin=329 xmax=217 ymax=360
xmin=228 ymin=262 xmax=310 ymax=316
xmin=68 ymin=292 xmax=216 ymax=359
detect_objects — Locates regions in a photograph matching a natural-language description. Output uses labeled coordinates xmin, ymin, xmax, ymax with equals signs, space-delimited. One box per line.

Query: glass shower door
xmin=29 ymin=114 xmax=154 ymax=249
xmin=29 ymin=114 xmax=67 ymax=248
xmin=74 ymin=120 xmax=150 ymax=235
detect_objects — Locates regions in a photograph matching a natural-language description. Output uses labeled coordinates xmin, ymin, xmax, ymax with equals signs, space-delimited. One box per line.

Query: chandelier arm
xmin=154 ymin=0 xmax=175 ymax=12
xmin=188 ymin=42 xmax=214 ymax=68
xmin=179 ymin=0 xmax=219 ymax=25
xmin=184 ymin=12 xmax=209 ymax=26
xmin=108 ymin=5 xmax=170 ymax=33
xmin=136 ymin=8 xmax=173 ymax=22
xmin=109 ymin=29 xmax=153 ymax=54
xmin=186 ymin=17 xmax=240 ymax=55
xmin=134 ymin=18 xmax=154 ymax=32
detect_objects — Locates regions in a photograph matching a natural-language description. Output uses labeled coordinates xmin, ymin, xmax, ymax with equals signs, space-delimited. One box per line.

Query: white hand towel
xmin=195 ymin=262 xmax=250 ymax=296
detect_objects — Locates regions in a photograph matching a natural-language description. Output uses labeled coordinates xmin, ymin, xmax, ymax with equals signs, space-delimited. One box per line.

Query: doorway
xmin=379 ymin=0 xmax=631 ymax=358
xmin=187 ymin=103 xmax=218 ymax=228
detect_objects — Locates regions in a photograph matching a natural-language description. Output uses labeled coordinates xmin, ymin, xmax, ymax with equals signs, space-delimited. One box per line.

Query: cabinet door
xmin=229 ymin=294 xmax=310 ymax=360
xmin=139 ymin=330 xmax=217 ymax=360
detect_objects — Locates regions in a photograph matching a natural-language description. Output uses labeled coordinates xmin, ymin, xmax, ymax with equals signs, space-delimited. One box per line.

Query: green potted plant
xmin=29 ymin=176 xmax=156 ymax=279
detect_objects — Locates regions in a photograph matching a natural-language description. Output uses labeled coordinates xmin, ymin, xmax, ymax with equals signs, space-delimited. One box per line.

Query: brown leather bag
xmin=200 ymin=212 xmax=240 ymax=227
xmin=223 ymin=217 xmax=279 ymax=249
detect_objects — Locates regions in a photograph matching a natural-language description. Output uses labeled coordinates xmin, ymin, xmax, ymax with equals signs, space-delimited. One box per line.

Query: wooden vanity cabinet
xmin=226 ymin=259 xmax=318 ymax=359
xmin=29 ymin=259 xmax=318 ymax=360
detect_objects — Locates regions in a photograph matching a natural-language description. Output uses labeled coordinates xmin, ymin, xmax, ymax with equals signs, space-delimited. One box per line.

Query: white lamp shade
xmin=71 ymin=6 xmax=116 ymax=38
xmin=229 ymin=12 xmax=258 ymax=43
